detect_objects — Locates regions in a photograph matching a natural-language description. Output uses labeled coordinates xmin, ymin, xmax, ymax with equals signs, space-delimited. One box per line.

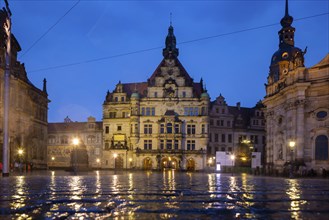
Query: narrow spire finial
xmin=285 ymin=0 xmax=289 ymax=16
xmin=170 ymin=12 xmax=172 ymax=26
xmin=43 ymin=78 xmax=47 ymax=94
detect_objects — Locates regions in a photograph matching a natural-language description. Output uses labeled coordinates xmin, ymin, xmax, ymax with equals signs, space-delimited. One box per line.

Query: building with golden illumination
xmin=47 ymin=116 xmax=103 ymax=169
xmin=208 ymin=95 xmax=266 ymax=166
xmin=263 ymin=1 xmax=329 ymax=174
xmin=102 ymin=25 xmax=209 ymax=171
xmin=0 ymin=10 xmax=49 ymax=169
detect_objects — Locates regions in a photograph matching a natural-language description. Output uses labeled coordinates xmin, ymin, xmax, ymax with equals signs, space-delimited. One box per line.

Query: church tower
xmin=263 ymin=0 xmax=329 ymax=175
xmin=267 ymin=0 xmax=306 ymax=89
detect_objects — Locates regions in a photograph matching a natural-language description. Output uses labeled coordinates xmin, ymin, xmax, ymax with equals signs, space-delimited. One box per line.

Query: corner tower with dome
xmin=263 ymin=0 xmax=329 ymax=175
xmin=102 ymin=25 xmax=209 ymax=171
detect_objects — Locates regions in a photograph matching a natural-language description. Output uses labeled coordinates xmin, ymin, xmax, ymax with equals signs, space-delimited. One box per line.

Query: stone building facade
xmin=208 ymin=95 xmax=266 ymax=165
xmin=263 ymin=0 xmax=329 ymax=173
xmin=102 ymin=25 xmax=209 ymax=171
xmin=0 ymin=10 xmax=49 ymax=169
xmin=47 ymin=116 xmax=103 ymax=169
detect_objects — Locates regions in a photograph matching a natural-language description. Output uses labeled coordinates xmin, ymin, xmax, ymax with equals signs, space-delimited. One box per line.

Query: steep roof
xmin=148 ymin=58 xmax=193 ymax=86
xmin=122 ymin=82 xmax=148 ymax=97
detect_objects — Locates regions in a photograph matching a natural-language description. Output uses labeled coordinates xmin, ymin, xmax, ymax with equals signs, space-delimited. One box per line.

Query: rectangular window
xmin=182 ymin=91 xmax=186 ymax=97
xmin=117 ymin=125 xmax=122 ymax=131
xmin=194 ymin=107 xmax=198 ymax=116
xmin=184 ymin=107 xmax=189 ymax=116
xmin=160 ymin=124 xmax=165 ymax=134
xmin=210 ymin=119 xmax=214 ymax=126
xmin=146 ymin=107 xmax=151 ymax=116
xmin=109 ymin=112 xmax=116 ymax=118
xmin=228 ymin=134 xmax=232 ymax=143
xmin=167 ymin=140 xmax=172 ymax=150
xmin=151 ymin=107 xmax=155 ymax=116
xmin=144 ymin=124 xmax=152 ymax=134
xmin=175 ymin=124 xmax=179 ymax=133
xmin=221 ymin=134 xmax=226 ymax=143
xmin=141 ymin=107 xmax=145 ymax=116
xmin=215 ymin=133 xmax=219 ymax=142
xmin=262 ymin=136 xmax=266 ymax=144
xmin=209 ymin=133 xmax=212 ymax=142
xmin=144 ymin=140 xmax=152 ymax=150
xmin=174 ymin=140 xmax=179 ymax=150
xmin=154 ymin=92 xmax=157 ymax=98
xmin=216 ymin=120 xmax=220 ymax=126
xmin=189 ymin=107 xmax=193 ymax=116
xmin=220 ymin=120 xmax=224 ymax=126
xmin=227 ymin=121 xmax=231 ymax=127
xmin=105 ymin=126 xmax=109 ymax=134
xmin=187 ymin=124 xmax=196 ymax=135
xmin=160 ymin=140 xmax=164 ymax=150
xmin=187 ymin=140 xmax=195 ymax=150
xmin=221 ymin=147 xmax=225 ymax=151
xmin=201 ymin=124 xmax=206 ymax=134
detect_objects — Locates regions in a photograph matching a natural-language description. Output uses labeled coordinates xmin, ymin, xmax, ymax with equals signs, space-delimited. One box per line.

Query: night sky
xmin=7 ymin=0 xmax=329 ymax=122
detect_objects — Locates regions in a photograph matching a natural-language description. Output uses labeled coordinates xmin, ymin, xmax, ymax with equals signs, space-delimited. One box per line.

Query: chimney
xmin=237 ymin=102 xmax=241 ymax=110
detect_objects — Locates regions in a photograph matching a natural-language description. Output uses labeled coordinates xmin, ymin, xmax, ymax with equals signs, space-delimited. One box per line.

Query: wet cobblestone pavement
xmin=1 ymin=170 xmax=329 ymax=219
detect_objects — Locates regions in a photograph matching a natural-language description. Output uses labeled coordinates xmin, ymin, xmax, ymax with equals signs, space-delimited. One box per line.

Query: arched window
xmin=315 ymin=135 xmax=328 ymax=160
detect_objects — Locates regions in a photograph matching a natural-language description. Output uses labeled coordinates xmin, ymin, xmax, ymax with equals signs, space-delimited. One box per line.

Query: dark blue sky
xmin=7 ymin=0 xmax=329 ymax=122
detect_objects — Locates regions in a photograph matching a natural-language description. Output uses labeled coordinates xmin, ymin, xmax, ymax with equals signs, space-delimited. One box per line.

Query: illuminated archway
xmin=143 ymin=157 xmax=153 ymax=170
xmin=161 ymin=157 xmax=178 ymax=170
xmin=186 ymin=158 xmax=195 ymax=171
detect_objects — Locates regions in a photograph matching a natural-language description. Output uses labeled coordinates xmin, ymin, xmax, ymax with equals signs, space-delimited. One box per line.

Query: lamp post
xmin=289 ymin=141 xmax=296 ymax=178
xmin=18 ymin=149 xmax=23 ymax=173
xmin=230 ymin=154 xmax=235 ymax=176
xmin=72 ymin=138 xmax=79 ymax=174
xmin=2 ymin=0 xmax=12 ymax=177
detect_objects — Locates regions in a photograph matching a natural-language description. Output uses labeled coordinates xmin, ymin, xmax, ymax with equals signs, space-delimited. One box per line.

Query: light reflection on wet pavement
xmin=1 ymin=170 xmax=329 ymax=219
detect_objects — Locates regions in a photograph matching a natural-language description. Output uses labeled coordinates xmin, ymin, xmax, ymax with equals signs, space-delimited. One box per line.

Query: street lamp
xmin=289 ymin=141 xmax=296 ymax=178
xmin=230 ymin=154 xmax=235 ymax=176
xmin=72 ymin=138 xmax=79 ymax=174
xmin=96 ymin=158 xmax=100 ymax=170
xmin=18 ymin=149 xmax=23 ymax=172
xmin=129 ymin=158 xmax=132 ymax=169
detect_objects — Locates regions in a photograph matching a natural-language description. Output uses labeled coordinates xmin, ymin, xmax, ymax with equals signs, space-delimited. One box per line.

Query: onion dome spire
xmin=280 ymin=0 xmax=293 ymax=28
xmin=162 ymin=17 xmax=179 ymax=59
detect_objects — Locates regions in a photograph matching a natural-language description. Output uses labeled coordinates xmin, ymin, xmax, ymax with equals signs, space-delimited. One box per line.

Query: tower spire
xmin=285 ymin=0 xmax=289 ymax=16
xmin=162 ymin=14 xmax=179 ymax=59
xmin=170 ymin=12 xmax=172 ymax=26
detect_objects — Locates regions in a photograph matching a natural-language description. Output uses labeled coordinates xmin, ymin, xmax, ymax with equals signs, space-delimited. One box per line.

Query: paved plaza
xmin=1 ymin=170 xmax=329 ymax=219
